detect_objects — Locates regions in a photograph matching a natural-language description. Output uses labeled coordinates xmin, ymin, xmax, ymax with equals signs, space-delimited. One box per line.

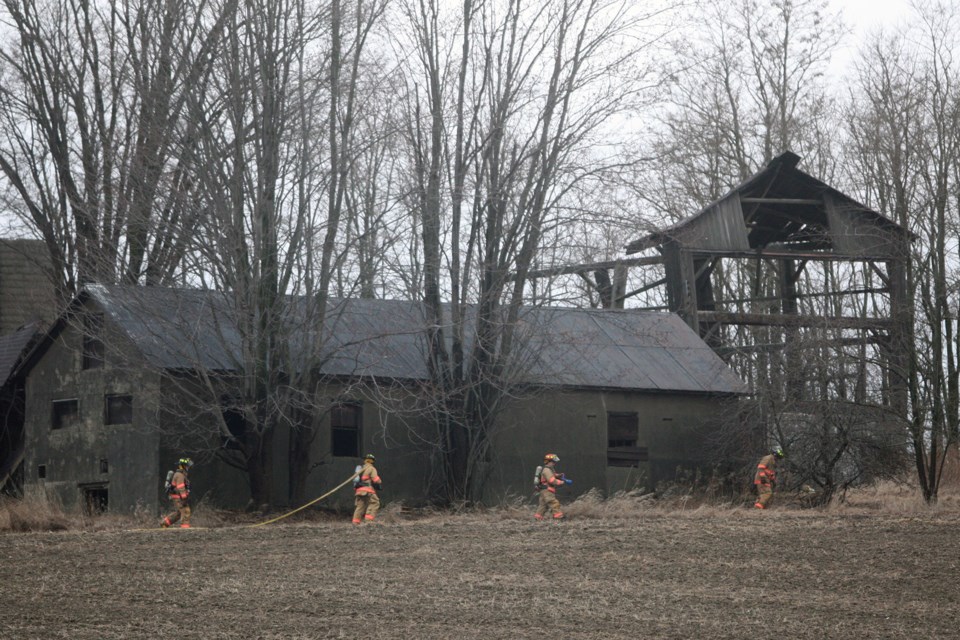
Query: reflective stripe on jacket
xmin=355 ymin=463 xmax=381 ymax=496
xmin=754 ymin=454 xmax=777 ymax=486
xmin=169 ymin=470 xmax=190 ymax=500
xmin=539 ymin=466 xmax=565 ymax=494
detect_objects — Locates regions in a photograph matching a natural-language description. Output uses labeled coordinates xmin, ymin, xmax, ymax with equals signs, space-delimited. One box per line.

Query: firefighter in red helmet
xmin=161 ymin=457 xmax=194 ymax=528
xmin=534 ymin=453 xmax=571 ymax=521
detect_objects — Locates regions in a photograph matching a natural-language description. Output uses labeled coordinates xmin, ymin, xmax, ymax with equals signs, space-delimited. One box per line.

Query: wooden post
xmin=779 ymin=258 xmax=802 ymax=402
xmin=661 ymin=241 xmax=698 ymax=332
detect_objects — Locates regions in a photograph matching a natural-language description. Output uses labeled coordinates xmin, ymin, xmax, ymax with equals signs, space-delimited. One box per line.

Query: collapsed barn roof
xmin=79 ymin=284 xmax=747 ymax=395
xmin=625 ymin=151 xmax=911 ymax=257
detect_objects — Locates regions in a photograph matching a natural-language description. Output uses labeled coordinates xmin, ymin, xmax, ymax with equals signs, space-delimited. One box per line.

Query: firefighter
xmin=161 ymin=457 xmax=194 ymax=528
xmin=352 ymin=453 xmax=382 ymax=524
xmin=754 ymin=447 xmax=785 ymax=509
xmin=535 ymin=453 xmax=571 ymax=521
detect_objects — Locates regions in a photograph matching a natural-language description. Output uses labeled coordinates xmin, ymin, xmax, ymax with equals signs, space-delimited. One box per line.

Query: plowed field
xmin=2 ymin=506 xmax=959 ymax=639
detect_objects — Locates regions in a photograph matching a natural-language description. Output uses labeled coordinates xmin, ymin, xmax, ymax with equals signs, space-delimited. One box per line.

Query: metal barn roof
xmin=84 ymin=284 xmax=747 ymax=395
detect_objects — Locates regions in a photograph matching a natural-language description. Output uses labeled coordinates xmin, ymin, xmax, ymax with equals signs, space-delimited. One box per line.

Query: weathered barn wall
xmin=486 ymin=389 xmax=735 ymax=501
xmin=23 ymin=308 xmax=163 ymax=514
xmin=293 ymin=385 xmax=434 ymax=511
xmin=155 ymin=380 xmax=437 ymax=513
xmin=22 ymin=334 xmax=741 ymax=515
xmin=154 ymin=374 xmax=254 ymax=511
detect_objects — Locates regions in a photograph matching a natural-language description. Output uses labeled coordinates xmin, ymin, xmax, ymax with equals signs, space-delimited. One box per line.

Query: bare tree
xmin=846 ymin=2 xmax=960 ymax=502
xmin=171 ymin=0 xmax=385 ymax=506
xmin=0 ymin=0 xmax=235 ymax=295
xmin=391 ymin=0 xmax=672 ymax=502
xmin=648 ymin=0 xmax=843 ymax=220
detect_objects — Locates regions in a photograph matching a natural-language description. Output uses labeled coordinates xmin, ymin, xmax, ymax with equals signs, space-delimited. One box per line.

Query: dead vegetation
xmin=2 ymin=483 xmax=959 ymax=639
xmin=3 ymin=480 xmax=955 ymax=534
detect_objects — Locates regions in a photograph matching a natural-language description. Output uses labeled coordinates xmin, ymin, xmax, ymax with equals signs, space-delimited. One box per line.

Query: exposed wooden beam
xmin=716 ymin=286 xmax=891 ymax=306
xmin=512 ymin=256 xmax=663 ymax=281
xmin=620 ymin=277 xmax=667 ymax=301
xmin=698 ymin=310 xmax=894 ymax=330
xmin=715 ymin=335 xmax=885 ymax=355
xmin=690 ymin=249 xmax=894 ymax=262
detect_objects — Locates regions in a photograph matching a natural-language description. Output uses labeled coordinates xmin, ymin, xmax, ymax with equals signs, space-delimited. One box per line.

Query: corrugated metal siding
xmin=677 ymin=193 xmax=750 ymax=251
xmin=825 ymin=193 xmax=896 ymax=257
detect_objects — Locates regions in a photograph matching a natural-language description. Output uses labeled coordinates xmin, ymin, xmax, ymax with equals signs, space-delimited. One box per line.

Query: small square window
xmin=331 ymin=403 xmax=361 ymax=458
xmin=82 ymin=313 xmax=105 ymax=370
xmin=38 ymin=464 xmax=46 ymax=479
xmin=52 ymin=399 xmax=80 ymax=430
xmin=608 ymin=412 xmax=638 ymax=448
xmin=99 ymin=458 xmax=109 ymax=474
xmin=105 ymin=395 xmax=133 ymax=425
xmin=607 ymin=411 xmax=647 ymax=467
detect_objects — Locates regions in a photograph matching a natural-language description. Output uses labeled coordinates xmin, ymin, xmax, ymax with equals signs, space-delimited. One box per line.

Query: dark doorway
xmin=81 ymin=484 xmax=108 ymax=515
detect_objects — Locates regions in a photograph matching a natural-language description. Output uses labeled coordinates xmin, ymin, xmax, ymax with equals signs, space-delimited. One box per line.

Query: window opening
xmin=38 ymin=464 xmax=46 ymax=479
xmin=104 ymin=394 xmax=133 ymax=425
xmin=52 ymin=399 xmax=79 ymax=430
xmin=221 ymin=403 xmax=247 ymax=450
xmin=331 ymin=403 xmax=361 ymax=458
xmin=99 ymin=458 xmax=109 ymax=474
xmin=607 ymin=411 xmax=647 ymax=467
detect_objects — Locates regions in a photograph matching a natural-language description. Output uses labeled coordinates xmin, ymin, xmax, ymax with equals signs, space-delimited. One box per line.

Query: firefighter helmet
xmin=773 ymin=447 xmax=785 ymax=459
xmin=544 ymin=453 xmax=560 ymax=464
xmin=363 ymin=453 xmax=376 ymax=462
xmin=178 ymin=457 xmax=194 ymax=469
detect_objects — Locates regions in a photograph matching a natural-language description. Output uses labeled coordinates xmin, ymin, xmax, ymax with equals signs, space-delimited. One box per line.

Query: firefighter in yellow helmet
xmin=352 ymin=453 xmax=382 ymax=524
xmin=534 ymin=453 xmax=571 ymax=521
xmin=754 ymin=447 xmax=785 ymax=509
xmin=161 ymin=457 xmax=194 ymax=528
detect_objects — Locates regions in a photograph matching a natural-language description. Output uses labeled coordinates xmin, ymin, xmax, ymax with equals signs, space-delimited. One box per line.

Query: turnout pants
xmin=353 ymin=493 xmax=380 ymax=523
xmin=163 ymin=498 xmax=191 ymax=528
xmin=755 ymin=484 xmax=774 ymax=509
xmin=535 ymin=489 xmax=564 ymax=520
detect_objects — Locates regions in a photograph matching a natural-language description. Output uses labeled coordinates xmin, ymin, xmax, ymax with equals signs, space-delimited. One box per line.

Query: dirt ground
xmin=2 ymin=500 xmax=959 ymax=640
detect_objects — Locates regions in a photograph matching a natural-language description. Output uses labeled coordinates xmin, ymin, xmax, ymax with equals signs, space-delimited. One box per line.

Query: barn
xmin=0 ymin=239 xmax=56 ymax=497
xmin=18 ymin=283 xmax=747 ymax=515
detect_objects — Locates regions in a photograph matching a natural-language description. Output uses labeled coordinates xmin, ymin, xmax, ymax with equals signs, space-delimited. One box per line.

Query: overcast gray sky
xmin=830 ymin=0 xmax=914 ymax=76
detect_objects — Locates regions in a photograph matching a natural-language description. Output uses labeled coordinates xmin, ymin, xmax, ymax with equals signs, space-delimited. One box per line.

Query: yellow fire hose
xmin=129 ymin=471 xmax=359 ymax=532
xmin=246 ymin=471 xmax=359 ymax=528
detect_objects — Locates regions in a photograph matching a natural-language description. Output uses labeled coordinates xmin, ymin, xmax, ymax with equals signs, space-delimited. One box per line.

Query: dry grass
xmin=2 ymin=480 xmax=958 ymax=534
xmin=0 ymin=495 xmax=70 ymax=532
